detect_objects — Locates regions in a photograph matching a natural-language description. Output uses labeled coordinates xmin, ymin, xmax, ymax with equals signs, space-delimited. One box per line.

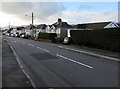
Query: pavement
xmin=2 ymin=38 xmax=33 ymax=88
xmin=58 ymin=45 xmax=119 ymax=62
xmin=2 ymin=36 xmax=119 ymax=88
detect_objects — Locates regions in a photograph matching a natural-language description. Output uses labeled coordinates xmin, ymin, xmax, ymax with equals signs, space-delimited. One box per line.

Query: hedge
xmin=70 ymin=28 xmax=120 ymax=52
xmin=37 ymin=32 xmax=57 ymax=43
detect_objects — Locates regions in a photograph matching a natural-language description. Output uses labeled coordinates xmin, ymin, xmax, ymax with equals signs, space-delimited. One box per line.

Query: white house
xmin=24 ymin=25 xmax=35 ymax=36
xmin=50 ymin=24 xmax=57 ymax=33
xmin=10 ymin=28 xmax=17 ymax=34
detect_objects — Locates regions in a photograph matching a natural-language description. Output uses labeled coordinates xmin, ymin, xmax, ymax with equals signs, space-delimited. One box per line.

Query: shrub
xmin=70 ymin=28 xmax=120 ymax=52
xmin=37 ymin=32 xmax=57 ymax=43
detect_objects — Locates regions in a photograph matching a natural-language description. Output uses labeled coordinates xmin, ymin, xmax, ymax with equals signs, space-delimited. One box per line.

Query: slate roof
xmin=52 ymin=22 xmax=71 ymax=28
xmin=77 ymin=22 xmax=111 ymax=29
xmin=7 ymin=28 xmax=13 ymax=33
xmin=37 ymin=24 xmax=47 ymax=29
xmin=25 ymin=25 xmax=36 ymax=30
xmin=17 ymin=26 xmax=25 ymax=30
xmin=116 ymin=22 xmax=120 ymax=27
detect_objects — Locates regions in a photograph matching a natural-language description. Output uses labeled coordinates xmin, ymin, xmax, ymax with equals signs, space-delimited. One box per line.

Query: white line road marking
xmin=56 ymin=54 xmax=93 ymax=69
xmin=28 ymin=43 xmax=34 ymax=47
xmin=28 ymin=43 xmax=31 ymax=45
xmin=31 ymin=44 xmax=34 ymax=46
xmin=7 ymin=43 xmax=36 ymax=89
xmin=58 ymin=46 xmax=119 ymax=61
xmin=37 ymin=47 xmax=49 ymax=53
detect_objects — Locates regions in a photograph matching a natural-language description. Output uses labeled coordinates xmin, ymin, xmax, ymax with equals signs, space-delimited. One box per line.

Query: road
xmin=2 ymin=37 xmax=33 ymax=88
xmin=3 ymin=36 xmax=119 ymax=88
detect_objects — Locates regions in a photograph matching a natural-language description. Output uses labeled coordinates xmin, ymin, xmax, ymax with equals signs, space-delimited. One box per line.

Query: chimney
xmin=58 ymin=18 xmax=62 ymax=23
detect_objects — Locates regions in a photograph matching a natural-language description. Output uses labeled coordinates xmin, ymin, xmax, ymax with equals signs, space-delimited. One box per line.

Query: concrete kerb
xmin=58 ymin=46 xmax=120 ymax=62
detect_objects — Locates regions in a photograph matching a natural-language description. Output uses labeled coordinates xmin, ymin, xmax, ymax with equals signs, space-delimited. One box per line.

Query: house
xmin=74 ymin=21 xmax=119 ymax=30
xmin=6 ymin=28 xmax=18 ymax=36
xmin=32 ymin=24 xmax=48 ymax=38
xmin=67 ymin=21 xmax=120 ymax=37
xmin=46 ymin=25 xmax=52 ymax=33
xmin=76 ymin=22 xmax=111 ymax=30
xmin=116 ymin=22 xmax=120 ymax=27
xmin=24 ymin=24 xmax=36 ymax=36
xmin=104 ymin=22 xmax=119 ymax=28
xmin=51 ymin=18 xmax=71 ymax=38
xmin=40 ymin=24 xmax=47 ymax=32
xmin=50 ymin=24 xmax=57 ymax=33
xmin=16 ymin=26 xmax=25 ymax=36
xmin=36 ymin=24 xmax=47 ymax=32
xmin=2 ymin=29 xmax=8 ymax=35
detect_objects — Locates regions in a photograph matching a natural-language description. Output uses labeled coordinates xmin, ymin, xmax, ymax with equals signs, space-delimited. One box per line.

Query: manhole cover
xmin=30 ymin=53 xmax=58 ymax=60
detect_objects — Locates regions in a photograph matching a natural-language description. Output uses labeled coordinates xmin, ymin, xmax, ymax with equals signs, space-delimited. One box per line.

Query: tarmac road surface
xmin=2 ymin=36 xmax=119 ymax=88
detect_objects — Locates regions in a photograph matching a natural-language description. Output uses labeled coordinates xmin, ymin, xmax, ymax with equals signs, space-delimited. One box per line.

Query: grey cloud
xmin=2 ymin=2 xmax=66 ymax=23
xmin=2 ymin=2 xmax=34 ymax=15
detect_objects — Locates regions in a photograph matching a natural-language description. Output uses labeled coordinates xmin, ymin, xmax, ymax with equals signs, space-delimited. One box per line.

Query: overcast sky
xmin=0 ymin=1 xmax=118 ymax=28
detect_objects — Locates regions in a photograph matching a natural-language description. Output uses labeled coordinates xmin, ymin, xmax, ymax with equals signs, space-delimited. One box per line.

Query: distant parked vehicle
xmin=63 ymin=37 xmax=72 ymax=45
xmin=10 ymin=33 xmax=14 ymax=37
xmin=21 ymin=34 xmax=24 ymax=38
xmin=6 ymin=33 xmax=10 ymax=36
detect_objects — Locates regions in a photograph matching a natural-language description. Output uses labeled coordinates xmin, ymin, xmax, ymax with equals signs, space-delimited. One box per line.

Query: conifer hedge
xmin=70 ymin=28 xmax=120 ymax=52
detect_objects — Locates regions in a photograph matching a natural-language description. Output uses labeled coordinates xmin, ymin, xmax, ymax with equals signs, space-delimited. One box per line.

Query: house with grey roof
xmin=23 ymin=24 xmax=38 ymax=38
xmin=67 ymin=21 xmax=119 ymax=37
xmin=51 ymin=18 xmax=71 ymax=38
xmin=104 ymin=22 xmax=119 ymax=28
xmin=75 ymin=21 xmax=119 ymax=30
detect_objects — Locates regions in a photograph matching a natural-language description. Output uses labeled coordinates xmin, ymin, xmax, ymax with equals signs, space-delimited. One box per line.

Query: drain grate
xmin=30 ymin=53 xmax=58 ymax=60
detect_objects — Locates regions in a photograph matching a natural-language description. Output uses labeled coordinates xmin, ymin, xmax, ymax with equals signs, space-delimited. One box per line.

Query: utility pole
xmin=32 ymin=12 xmax=33 ymax=25
xmin=31 ymin=12 xmax=34 ymax=39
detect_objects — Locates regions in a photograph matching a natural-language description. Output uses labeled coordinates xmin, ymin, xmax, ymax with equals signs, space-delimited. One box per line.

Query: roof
xmin=60 ymin=22 xmax=71 ymax=28
xmin=51 ymin=22 xmax=58 ymax=28
xmin=77 ymin=22 xmax=111 ymax=29
xmin=48 ymin=25 xmax=52 ymax=28
xmin=52 ymin=22 xmax=71 ymax=28
xmin=37 ymin=24 xmax=47 ymax=29
xmin=17 ymin=26 xmax=25 ymax=30
xmin=7 ymin=28 xmax=13 ymax=33
xmin=104 ymin=22 xmax=119 ymax=28
xmin=116 ymin=22 xmax=120 ymax=27
xmin=25 ymin=25 xmax=36 ymax=30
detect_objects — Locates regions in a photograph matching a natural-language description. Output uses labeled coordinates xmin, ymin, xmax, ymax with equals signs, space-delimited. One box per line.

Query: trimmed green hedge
xmin=37 ymin=32 xmax=57 ymax=43
xmin=70 ymin=28 xmax=120 ymax=52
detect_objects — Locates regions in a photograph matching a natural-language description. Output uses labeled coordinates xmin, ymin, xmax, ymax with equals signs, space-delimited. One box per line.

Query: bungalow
xmin=104 ymin=22 xmax=119 ymax=28
xmin=75 ymin=21 xmax=119 ymax=30
xmin=117 ymin=22 xmax=120 ymax=27
xmin=67 ymin=21 xmax=120 ymax=37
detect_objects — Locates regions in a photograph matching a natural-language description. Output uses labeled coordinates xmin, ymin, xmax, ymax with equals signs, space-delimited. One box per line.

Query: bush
xmin=37 ymin=32 xmax=57 ymax=43
xmin=70 ymin=28 xmax=120 ymax=52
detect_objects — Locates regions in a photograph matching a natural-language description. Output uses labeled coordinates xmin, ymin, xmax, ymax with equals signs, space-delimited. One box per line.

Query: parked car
xmin=63 ymin=37 xmax=72 ymax=45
